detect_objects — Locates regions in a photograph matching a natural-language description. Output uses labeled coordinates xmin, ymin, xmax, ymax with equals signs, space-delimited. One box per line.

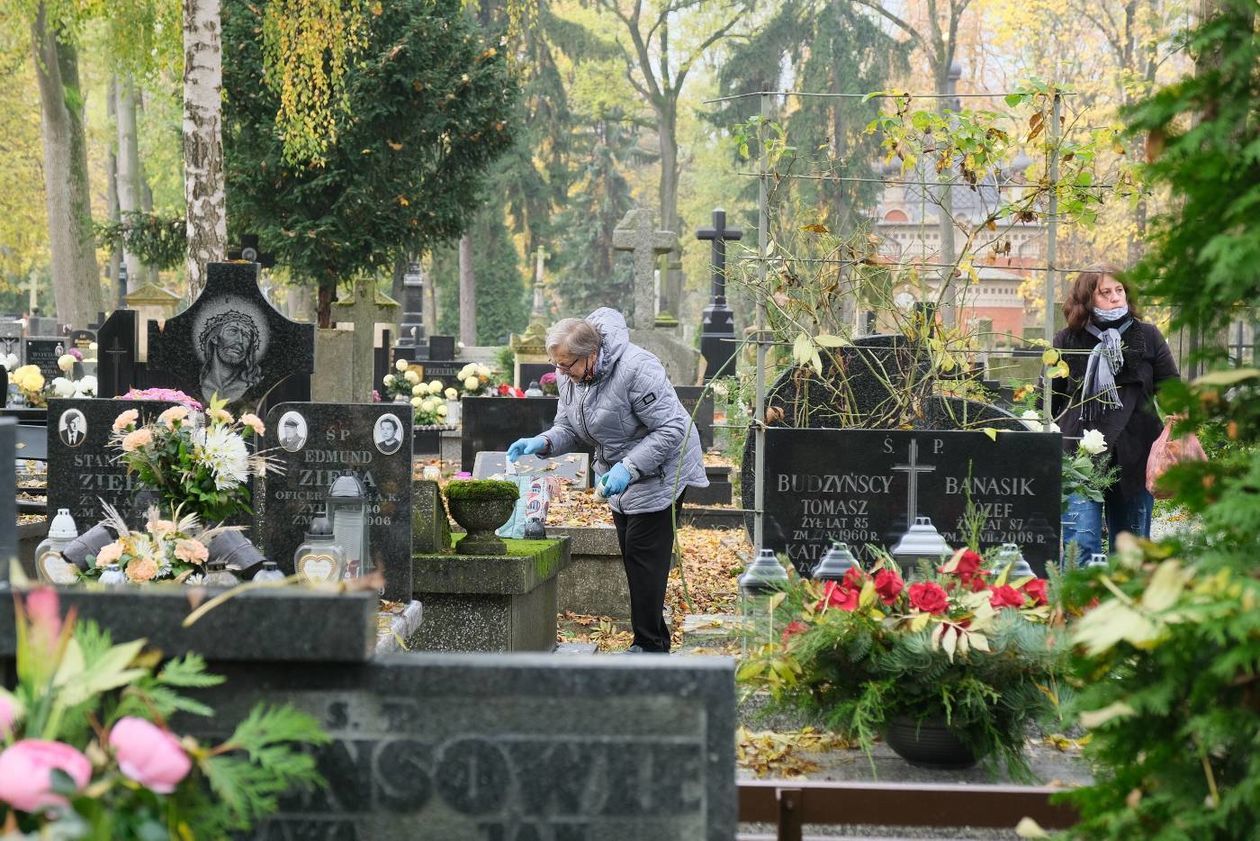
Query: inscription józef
xmin=763 ymin=428 xmax=1061 ymax=575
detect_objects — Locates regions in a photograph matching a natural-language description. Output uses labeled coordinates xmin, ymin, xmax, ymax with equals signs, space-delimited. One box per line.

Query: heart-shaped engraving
xmin=298 ymin=553 xmax=338 ymax=583
xmin=38 ymin=551 xmax=80 ymax=585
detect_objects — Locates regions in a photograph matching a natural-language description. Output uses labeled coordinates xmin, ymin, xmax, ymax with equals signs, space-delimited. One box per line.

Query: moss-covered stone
xmin=444 ymin=479 xmax=519 ymax=501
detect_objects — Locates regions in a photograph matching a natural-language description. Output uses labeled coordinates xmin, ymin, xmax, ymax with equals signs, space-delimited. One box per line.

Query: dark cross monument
xmin=227 ymin=233 xmax=276 ymax=268
xmin=96 ymin=310 xmax=140 ymax=398
xmin=396 ymin=260 xmax=427 ymax=354
xmin=613 ymin=208 xmax=676 ymax=330
xmin=892 ymin=438 xmax=936 ymax=530
xmin=146 ymin=261 xmax=314 ymax=410
xmin=696 ymin=208 xmax=742 ymax=381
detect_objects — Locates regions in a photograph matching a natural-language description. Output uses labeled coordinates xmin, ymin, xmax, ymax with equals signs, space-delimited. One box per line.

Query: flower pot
xmin=883 ymin=714 xmax=982 ymax=769
xmin=447 ymin=497 xmax=516 ymax=556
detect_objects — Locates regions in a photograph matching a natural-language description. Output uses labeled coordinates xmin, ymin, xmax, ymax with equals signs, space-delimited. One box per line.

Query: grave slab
xmin=410 ymin=537 xmax=571 ymax=652
xmin=550 ymin=525 xmax=629 ymax=618
xmin=410 ymin=479 xmax=452 ymax=554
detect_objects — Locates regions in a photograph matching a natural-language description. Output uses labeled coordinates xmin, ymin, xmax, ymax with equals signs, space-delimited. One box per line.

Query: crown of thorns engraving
xmin=200 ymin=310 xmax=258 ymax=350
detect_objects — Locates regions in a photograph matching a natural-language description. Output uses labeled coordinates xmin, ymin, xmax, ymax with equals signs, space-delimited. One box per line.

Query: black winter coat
xmin=1051 ymin=317 xmax=1180 ymax=497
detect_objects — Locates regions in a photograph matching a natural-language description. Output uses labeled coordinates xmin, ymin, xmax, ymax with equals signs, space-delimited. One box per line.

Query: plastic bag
xmin=1146 ymin=420 xmax=1207 ymax=499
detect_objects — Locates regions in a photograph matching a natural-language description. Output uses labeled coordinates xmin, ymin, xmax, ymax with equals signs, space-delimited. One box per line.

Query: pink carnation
xmin=112 ymin=409 xmax=140 ymax=432
xmin=239 ymin=413 xmax=265 ymax=435
xmin=0 ymin=740 xmax=91 ymax=812
xmin=121 ymin=428 xmax=153 ymax=452
xmin=109 ymin=718 xmax=192 ymax=794
xmin=174 ymin=539 xmax=208 ymax=565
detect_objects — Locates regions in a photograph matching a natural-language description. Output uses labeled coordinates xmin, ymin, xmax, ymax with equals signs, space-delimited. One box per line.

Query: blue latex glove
xmin=598 ymin=462 xmax=633 ymax=496
xmin=507 ymin=435 xmax=547 ymax=462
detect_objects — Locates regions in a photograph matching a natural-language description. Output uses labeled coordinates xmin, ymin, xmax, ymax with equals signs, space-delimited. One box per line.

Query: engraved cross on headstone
xmin=696 ymin=208 xmax=742 ymax=306
xmin=893 ymin=439 xmax=936 ymax=530
xmin=104 ymin=337 xmax=128 ymax=392
xmin=613 ymin=208 xmax=677 ymax=330
xmin=334 ymin=277 xmax=399 ymax=403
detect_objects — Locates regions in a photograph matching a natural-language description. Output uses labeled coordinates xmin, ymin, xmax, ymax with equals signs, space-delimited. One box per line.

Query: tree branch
xmin=849 ymin=0 xmax=931 ymax=57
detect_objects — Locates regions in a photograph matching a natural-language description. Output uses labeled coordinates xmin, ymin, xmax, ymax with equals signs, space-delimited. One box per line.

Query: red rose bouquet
xmin=742 ymin=548 xmax=1064 ymax=777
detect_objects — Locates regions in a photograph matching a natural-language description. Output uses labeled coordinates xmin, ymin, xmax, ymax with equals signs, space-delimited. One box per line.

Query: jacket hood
xmin=587 ymin=307 xmax=630 ymax=366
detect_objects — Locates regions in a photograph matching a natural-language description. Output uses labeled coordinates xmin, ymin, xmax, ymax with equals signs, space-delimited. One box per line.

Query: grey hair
xmin=546 ymin=318 xmax=601 ymax=357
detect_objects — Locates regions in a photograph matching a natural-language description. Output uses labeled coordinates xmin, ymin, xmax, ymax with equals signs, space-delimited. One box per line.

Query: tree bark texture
xmin=183 ymin=0 xmax=227 ymax=300
xmin=459 ymin=234 xmax=477 ymax=346
xmin=31 ymin=3 xmax=103 ymax=327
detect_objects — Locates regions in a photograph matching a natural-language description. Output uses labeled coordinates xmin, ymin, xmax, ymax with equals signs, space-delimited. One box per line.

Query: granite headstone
xmin=24 ymin=337 xmax=66 ymax=380
xmin=147 ymin=262 xmax=314 ymax=410
xmin=460 ymin=397 xmax=593 ymax=477
xmin=46 ymin=398 xmax=176 ymax=529
xmin=96 ymin=309 xmax=141 ymax=398
xmin=0 ymin=321 xmax=22 ymax=364
xmin=0 ymin=418 xmax=15 ymax=567
xmin=762 ymin=428 xmax=1061 ymax=575
xmin=262 ymin=402 xmax=413 ymax=600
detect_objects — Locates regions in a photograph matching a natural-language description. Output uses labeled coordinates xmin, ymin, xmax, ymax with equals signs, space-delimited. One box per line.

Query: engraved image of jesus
xmin=198 ymin=310 xmax=262 ymax=404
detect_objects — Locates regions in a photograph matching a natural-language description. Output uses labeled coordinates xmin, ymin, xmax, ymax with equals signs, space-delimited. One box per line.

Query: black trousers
xmin=611 ymin=493 xmax=685 ymax=653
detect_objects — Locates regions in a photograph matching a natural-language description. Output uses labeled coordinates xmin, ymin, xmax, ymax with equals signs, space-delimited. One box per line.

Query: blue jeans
xmin=1061 ymin=487 xmax=1155 ymax=567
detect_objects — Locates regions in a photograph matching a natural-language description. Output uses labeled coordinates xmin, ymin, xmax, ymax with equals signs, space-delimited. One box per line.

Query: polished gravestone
xmin=147 ymin=261 xmax=314 ymax=410
xmin=762 ymin=428 xmax=1061 ymax=575
xmin=1 ymin=418 xmax=15 ymax=568
xmin=96 ymin=309 xmax=141 ymax=398
xmin=262 ymin=402 xmax=413 ymax=600
xmin=24 ymin=337 xmax=66 ymax=380
xmin=46 ymin=398 xmax=176 ymax=530
xmin=460 ymin=396 xmax=594 ymax=476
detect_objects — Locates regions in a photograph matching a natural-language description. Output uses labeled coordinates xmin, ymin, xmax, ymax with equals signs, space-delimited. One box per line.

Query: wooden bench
xmin=738 ymin=779 xmax=1077 ymax=841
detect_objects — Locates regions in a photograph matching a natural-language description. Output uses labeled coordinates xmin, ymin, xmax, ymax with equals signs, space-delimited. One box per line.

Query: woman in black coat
xmin=1052 ymin=266 xmax=1179 ymax=561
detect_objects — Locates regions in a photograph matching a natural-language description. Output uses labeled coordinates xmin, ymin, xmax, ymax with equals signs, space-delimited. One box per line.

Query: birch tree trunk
xmin=459 ymin=233 xmax=477 ymax=346
xmin=183 ymin=0 xmax=227 ymax=300
xmin=115 ymin=73 xmax=143 ymax=290
xmin=31 ymin=3 xmax=102 ymax=327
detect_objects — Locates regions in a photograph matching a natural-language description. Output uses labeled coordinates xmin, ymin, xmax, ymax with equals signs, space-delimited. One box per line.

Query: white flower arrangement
xmin=457 ymin=363 xmax=493 ymax=395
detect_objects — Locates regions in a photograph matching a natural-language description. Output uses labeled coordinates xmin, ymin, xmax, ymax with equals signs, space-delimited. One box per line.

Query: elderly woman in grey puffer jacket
xmin=508 ymin=308 xmax=708 ymax=653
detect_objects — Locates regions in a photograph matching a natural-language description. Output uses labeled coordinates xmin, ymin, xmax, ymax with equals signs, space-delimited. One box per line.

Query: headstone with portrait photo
xmin=262 ymin=402 xmax=413 ymax=601
xmin=146 ymin=261 xmax=314 ymax=412
xmin=0 ymin=321 xmax=22 ymax=367
xmin=46 ymin=398 xmax=177 ymax=531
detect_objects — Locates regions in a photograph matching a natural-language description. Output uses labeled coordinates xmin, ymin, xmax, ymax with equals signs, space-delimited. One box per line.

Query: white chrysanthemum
xmin=1019 ymin=409 xmax=1043 ymax=432
xmin=193 ymin=426 xmax=251 ymax=489
xmin=76 ymin=375 xmax=97 ymax=396
xmin=51 ymin=377 xmax=76 ymax=398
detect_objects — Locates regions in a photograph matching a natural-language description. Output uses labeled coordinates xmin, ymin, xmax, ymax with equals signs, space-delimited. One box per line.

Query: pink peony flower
xmin=0 ymin=740 xmax=92 ymax=812
xmin=24 ymin=588 xmax=62 ymax=640
xmin=112 ymin=409 xmax=140 ymax=432
xmin=121 ymin=428 xmax=153 ymax=452
xmin=109 ymin=718 xmax=192 ymax=794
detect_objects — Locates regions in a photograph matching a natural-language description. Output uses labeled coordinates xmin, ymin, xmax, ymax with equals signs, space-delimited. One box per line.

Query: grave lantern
xmin=35 ymin=508 xmax=80 ymax=585
xmin=328 ymin=474 xmax=372 ymax=577
xmin=737 ymin=548 xmax=790 ymax=654
xmin=294 ymin=514 xmax=347 ymax=583
xmin=812 ymin=541 xmax=859 ymax=582
xmin=889 ymin=516 xmax=952 ymax=578
xmin=1084 ymin=553 xmax=1109 ymax=569
xmin=989 ymin=542 xmax=1035 ymax=580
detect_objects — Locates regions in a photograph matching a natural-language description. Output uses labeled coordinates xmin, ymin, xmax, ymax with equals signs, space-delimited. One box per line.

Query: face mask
xmin=1093 ymin=305 xmax=1129 ymax=322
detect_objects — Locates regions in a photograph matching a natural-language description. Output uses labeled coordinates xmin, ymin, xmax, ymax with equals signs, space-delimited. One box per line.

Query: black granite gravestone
xmin=96 ymin=309 xmax=141 ymax=398
xmin=24 ymin=337 xmax=66 ymax=380
xmin=762 ymin=428 xmax=1061 ymax=575
xmin=262 ymin=402 xmax=413 ymax=601
xmin=673 ymin=385 xmax=715 ymax=450
xmin=460 ymin=397 xmax=594 ymax=475
xmin=696 ymin=208 xmax=742 ymax=382
xmin=0 ymin=418 xmax=15 ymax=567
xmin=147 ymin=262 xmax=314 ymax=411
xmin=46 ymin=398 xmax=176 ymax=530
xmin=66 ymin=329 xmax=96 ymax=354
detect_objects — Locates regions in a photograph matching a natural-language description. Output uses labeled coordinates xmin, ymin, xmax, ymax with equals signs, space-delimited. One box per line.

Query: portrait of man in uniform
xmin=198 ymin=310 xmax=262 ymax=404
xmin=279 ymin=412 xmax=308 ymax=452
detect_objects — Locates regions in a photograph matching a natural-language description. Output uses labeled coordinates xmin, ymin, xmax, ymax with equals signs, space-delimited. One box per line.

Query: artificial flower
xmin=113 ymin=409 xmax=140 ymax=432
xmin=781 ymin=620 xmax=809 ymax=644
xmin=158 ymin=406 xmax=190 ymax=427
xmin=125 ymin=556 xmax=159 ymax=583
xmin=57 ymin=354 xmax=75 ymax=373
xmin=395 ymin=358 xmax=409 ymax=372
xmin=109 ymin=718 xmax=191 ymax=794
xmin=908 ymin=581 xmax=949 ymax=614
xmin=1021 ymin=578 xmax=1049 ymax=606
xmin=989 ymin=585 xmax=1027 ymax=609
xmin=94 ymin=542 xmax=125 ymax=567
xmin=192 ymin=426 xmax=250 ymax=490
xmin=1079 ymin=429 xmax=1108 ymax=455
xmin=121 ymin=428 xmax=153 ymax=452
xmin=173 ymin=539 xmax=208 ymax=565
xmin=817 ymin=581 xmax=859 ymax=612
xmin=0 ymin=740 xmax=91 ymax=813
xmin=873 ymin=568 xmax=904 ymax=604
xmin=239 ymin=413 xmax=265 ymax=436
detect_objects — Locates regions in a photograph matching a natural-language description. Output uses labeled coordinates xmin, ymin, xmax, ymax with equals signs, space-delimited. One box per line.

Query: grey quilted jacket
xmin=539 ymin=308 xmax=708 ymax=514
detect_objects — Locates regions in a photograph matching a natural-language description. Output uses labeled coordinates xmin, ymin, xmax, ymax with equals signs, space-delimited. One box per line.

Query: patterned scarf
xmin=1081 ymin=310 xmax=1133 ymax=422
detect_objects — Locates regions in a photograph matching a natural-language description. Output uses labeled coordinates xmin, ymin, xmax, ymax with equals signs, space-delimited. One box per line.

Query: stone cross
xmin=893 ymin=439 xmax=937 ymax=530
xmin=334 ymin=277 xmax=399 ymax=402
xmin=613 ymin=208 xmax=676 ymax=329
xmin=696 ymin=208 xmax=743 ymax=306
xmin=398 ymin=261 xmax=426 ymax=349
xmin=531 ymin=245 xmax=549 ymax=320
